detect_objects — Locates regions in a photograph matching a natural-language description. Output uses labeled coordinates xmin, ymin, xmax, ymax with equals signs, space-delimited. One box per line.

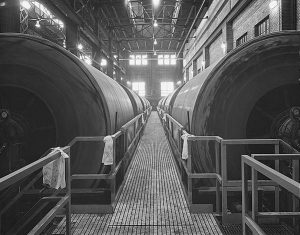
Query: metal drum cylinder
xmin=171 ymin=31 xmax=300 ymax=179
xmin=0 ymin=33 xmax=135 ymax=179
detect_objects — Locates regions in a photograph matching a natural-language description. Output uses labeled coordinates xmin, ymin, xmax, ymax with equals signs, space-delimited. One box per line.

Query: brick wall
xmin=232 ymin=0 xmax=280 ymax=48
xmin=208 ymin=33 xmax=224 ymax=65
xmin=183 ymin=0 xmax=300 ymax=74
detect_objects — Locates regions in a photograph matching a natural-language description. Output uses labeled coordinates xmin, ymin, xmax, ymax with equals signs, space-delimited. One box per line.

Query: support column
xmin=65 ymin=19 xmax=79 ymax=56
xmin=107 ymin=26 xmax=114 ymax=78
xmin=0 ymin=0 xmax=20 ymax=33
xmin=92 ymin=45 xmax=101 ymax=70
xmin=116 ymin=42 xmax=121 ymax=82
xmin=297 ymin=0 xmax=300 ymax=30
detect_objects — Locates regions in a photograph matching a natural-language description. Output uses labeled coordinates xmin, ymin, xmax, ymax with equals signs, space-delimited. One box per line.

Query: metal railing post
xmin=251 ymin=167 xmax=258 ymax=223
xmin=65 ymin=147 xmax=71 ymax=235
xmin=187 ymin=139 xmax=192 ymax=206
xmin=274 ymin=142 xmax=280 ymax=213
xmin=242 ymin=157 xmax=248 ymax=235
xmin=111 ymin=138 xmax=116 ymax=204
xmin=292 ymin=159 xmax=299 ymax=231
xmin=221 ymin=141 xmax=227 ymax=220
xmin=215 ymin=141 xmax=220 ymax=213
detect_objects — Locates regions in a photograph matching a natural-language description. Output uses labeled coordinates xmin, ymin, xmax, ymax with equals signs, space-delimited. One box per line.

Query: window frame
xmin=132 ymin=82 xmax=146 ymax=97
xmin=129 ymin=54 xmax=148 ymax=66
xmin=236 ymin=33 xmax=248 ymax=47
xmin=158 ymin=54 xmax=176 ymax=65
xmin=255 ymin=16 xmax=270 ymax=37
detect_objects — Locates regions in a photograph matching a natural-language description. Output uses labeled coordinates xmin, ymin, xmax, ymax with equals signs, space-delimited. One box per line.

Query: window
xmin=129 ymin=54 xmax=147 ymax=65
xmin=170 ymin=55 xmax=176 ymax=65
xmin=196 ymin=55 xmax=205 ymax=74
xmin=142 ymin=55 xmax=147 ymax=65
xmin=236 ymin=33 xmax=247 ymax=47
xmin=129 ymin=55 xmax=135 ymax=65
xmin=132 ymin=82 xmax=145 ymax=97
xmin=158 ymin=54 xmax=176 ymax=65
xmin=158 ymin=55 xmax=164 ymax=65
xmin=161 ymin=82 xmax=174 ymax=97
xmin=255 ymin=16 xmax=270 ymax=37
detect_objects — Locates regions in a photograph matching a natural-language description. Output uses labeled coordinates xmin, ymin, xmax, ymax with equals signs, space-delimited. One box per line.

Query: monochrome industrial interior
xmin=0 ymin=0 xmax=300 ymax=234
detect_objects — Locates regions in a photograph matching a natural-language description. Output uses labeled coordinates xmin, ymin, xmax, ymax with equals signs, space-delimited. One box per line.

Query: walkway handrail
xmin=242 ymin=154 xmax=300 ymax=235
xmin=68 ymin=106 xmax=151 ymax=147
xmin=68 ymin=106 xmax=151 ymax=208
xmin=157 ymin=107 xmax=300 ymax=218
xmin=0 ymin=107 xmax=151 ymax=234
xmin=0 ymin=147 xmax=71 ymax=235
xmin=68 ymin=106 xmax=151 ymax=168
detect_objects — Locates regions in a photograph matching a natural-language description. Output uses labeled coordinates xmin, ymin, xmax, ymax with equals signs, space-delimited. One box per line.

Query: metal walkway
xmin=52 ymin=112 xmax=223 ymax=234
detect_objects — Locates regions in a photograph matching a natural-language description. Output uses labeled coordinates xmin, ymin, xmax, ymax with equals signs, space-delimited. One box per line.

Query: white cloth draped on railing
xmin=43 ymin=147 xmax=69 ymax=189
xmin=102 ymin=135 xmax=114 ymax=165
xmin=181 ymin=134 xmax=193 ymax=160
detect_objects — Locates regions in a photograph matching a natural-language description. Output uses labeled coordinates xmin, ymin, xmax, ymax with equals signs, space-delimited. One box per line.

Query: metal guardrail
xmin=0 ymin=107 xmax=151 ymax=234
xmin=242 ymin=154 xmax=300 ymax=235
xmin=157 ymin=107 xmax=222 ymax=213
xmin=69 ymin=107 xmax=152 ymax=209
xmin=0 ymin=147 xmax=71 ymax=235
xmin=157 ymin=108 xmax=300 ymax=223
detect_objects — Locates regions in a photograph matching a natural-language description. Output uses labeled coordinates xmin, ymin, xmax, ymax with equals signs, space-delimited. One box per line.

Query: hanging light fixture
xmin=154 ymin=50 xmax=157 ymax=56
xmin=21 ymin=1 xmax=31 ymax=10
xmin=77 ymin=43 xmax=83 ymax=50
xmin=154 ymin=38 xmax=158 ymax=45
xmin=153 ymin=19 xmax=158 ymax=27
xmin=153 ymin=0 xmax=160 ymax=7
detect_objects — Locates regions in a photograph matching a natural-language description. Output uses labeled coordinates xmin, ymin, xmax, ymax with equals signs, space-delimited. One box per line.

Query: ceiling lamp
xmin=154 ymin=50 xmax=157 ymax=56
xmin=101 ymin=58 xmax=107 ymax=66
xmin=21 ymin=1 xmax=31 ymax=10
xmin=153 ymin=0 xmax=160 ymax=7
xmin=153 ymin=20 xmax=158 ymax=27
xmin=77 ymin=43 xmax=83 ymax=50
xmin=154 ymin=38 xmax=158 ymax=45
xmin=35 ymin=20 xmax=41 ymax=28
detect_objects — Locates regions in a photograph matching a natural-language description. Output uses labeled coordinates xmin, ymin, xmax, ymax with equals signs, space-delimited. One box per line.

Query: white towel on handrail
xmin=181 ymin=134 xmax=193 ymax=160
xmin=102 ymin=135 xmax=114 ymax=165
xmin=43 ymin=147 xmax=69 ymax=189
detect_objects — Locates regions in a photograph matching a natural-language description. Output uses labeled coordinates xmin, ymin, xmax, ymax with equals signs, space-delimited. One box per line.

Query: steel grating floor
xmin=220 ymin=223 xmax=294 ymax=235
xmin=51 ymin=112 xmax=223 ymax=234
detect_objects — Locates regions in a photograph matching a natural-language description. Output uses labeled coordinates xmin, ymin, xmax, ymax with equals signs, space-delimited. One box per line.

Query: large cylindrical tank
xmin=121 ymin=85 xmax=144 ymax=115
xmin=169 ymin=31 xmax=300 ymax=179
xmin=163 ymin=84 xmax=184 ymax=114
xmin=0 ymin=33 xmax=135 ymax=179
